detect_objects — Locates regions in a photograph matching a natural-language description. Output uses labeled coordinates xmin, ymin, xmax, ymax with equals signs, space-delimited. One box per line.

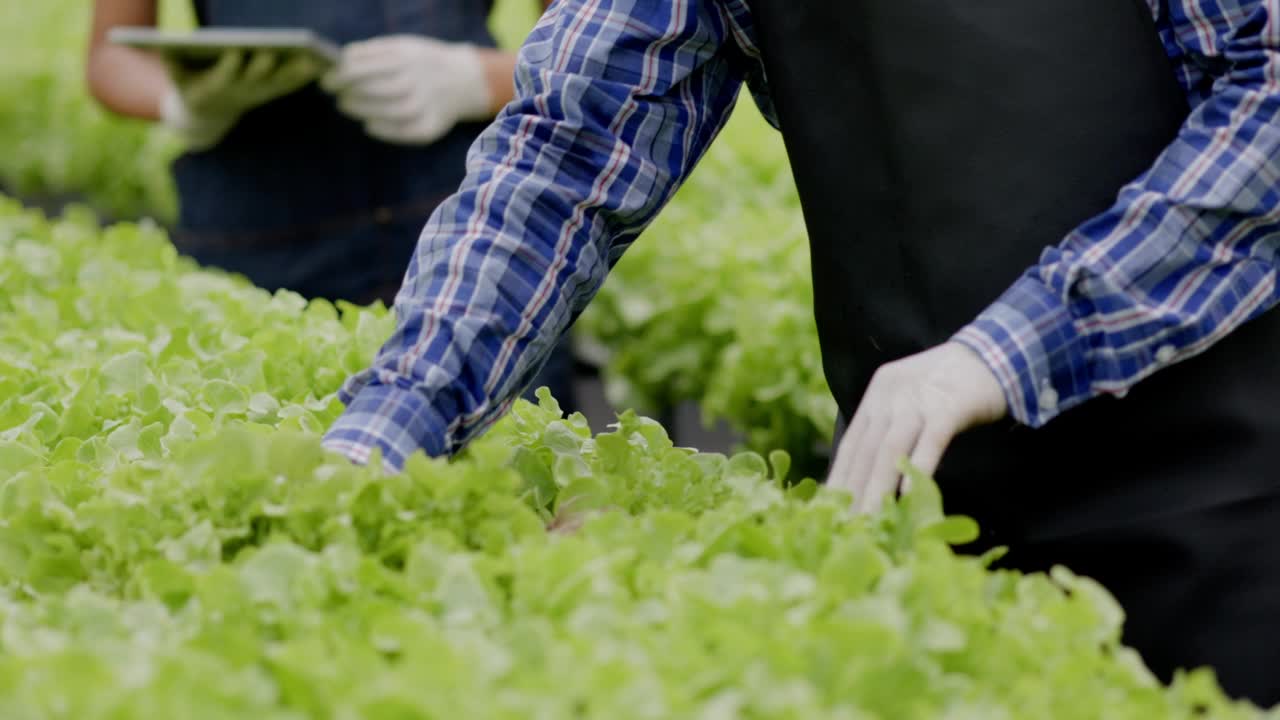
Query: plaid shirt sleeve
xmin=954 ymin=0 xmax=1280 ymax=428
xmin=321 ymin=0 xmax=755 ymax=471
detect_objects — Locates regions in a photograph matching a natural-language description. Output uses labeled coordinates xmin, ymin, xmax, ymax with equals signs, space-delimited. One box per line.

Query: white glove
xmin=160 ymin=50 xmax=322 ymax=151
xmin=826 ymin=342 xmax=1009 ymax=515
xmin=320 ymin=35 xmax=494 ymax=146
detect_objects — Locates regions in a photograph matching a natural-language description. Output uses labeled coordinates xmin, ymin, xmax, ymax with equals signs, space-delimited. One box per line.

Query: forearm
xmin=955 ymin=51 xmax=1280 ymax=427
xmin=324 ymin=76 xmax=720 ymax=469
xmin=478 ymin=48 xmax=521 ymax=115
xmin=480 ymin=1 xmax=575 ymax=118
xmin=86 ymin=45 xmax=172 ymax=121
xmin=323 ymin=0 xmax=748 ymax=470
xmin=87 ymin=0 xmax=170 ymax=121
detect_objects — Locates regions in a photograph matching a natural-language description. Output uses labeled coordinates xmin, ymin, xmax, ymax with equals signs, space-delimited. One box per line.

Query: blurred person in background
xmin=84 ymin=0 xmax=575 ymax=412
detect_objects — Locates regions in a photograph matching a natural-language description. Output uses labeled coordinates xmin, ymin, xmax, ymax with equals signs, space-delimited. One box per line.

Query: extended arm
xmin=833 ymin=4 xmax=1280 ymax=513
xmin=322 ymin=0 xmax=752 ymax=471
xmin=955 ymin=6 xmax=1280 ymax=428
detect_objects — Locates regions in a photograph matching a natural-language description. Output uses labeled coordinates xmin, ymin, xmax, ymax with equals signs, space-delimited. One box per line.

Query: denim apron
xmin=177 ymin=0 xmax=494 ymax=305
xmin=750 ymin=0 xmax=1280 ymax=704
xmin=177 ymin=0 xmax=577 ymax=409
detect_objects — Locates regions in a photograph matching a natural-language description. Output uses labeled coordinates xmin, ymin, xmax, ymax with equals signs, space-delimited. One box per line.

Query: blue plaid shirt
xmin=323 ymin=0 xmax=1280 ymax=472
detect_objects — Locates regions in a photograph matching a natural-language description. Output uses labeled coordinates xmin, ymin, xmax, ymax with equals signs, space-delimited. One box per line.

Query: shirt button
xmin=1039 ymin=385 xmax=1059 ymax=412
xmin=374 ymin=207 xmax=394 ymax=225
xmin=1156 ymin=345 xmax=1177 ymax=365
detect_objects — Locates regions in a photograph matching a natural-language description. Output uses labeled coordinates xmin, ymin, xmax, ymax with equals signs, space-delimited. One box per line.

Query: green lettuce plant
xmin=0 ymin=196 xmax=1271 ymax=718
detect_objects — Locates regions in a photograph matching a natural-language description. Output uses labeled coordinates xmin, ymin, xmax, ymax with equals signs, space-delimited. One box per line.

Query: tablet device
xmin=108 ymin=27 xmax=341 ymax=71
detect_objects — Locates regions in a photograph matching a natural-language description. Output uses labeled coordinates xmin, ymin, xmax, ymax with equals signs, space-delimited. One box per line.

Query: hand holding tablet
xmin=110 ymin=27 xmax=338 ymax=150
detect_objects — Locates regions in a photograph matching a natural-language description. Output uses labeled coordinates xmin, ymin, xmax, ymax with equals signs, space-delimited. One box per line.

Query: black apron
xmin=748 ymin=0 xmax=1280 ymax=705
